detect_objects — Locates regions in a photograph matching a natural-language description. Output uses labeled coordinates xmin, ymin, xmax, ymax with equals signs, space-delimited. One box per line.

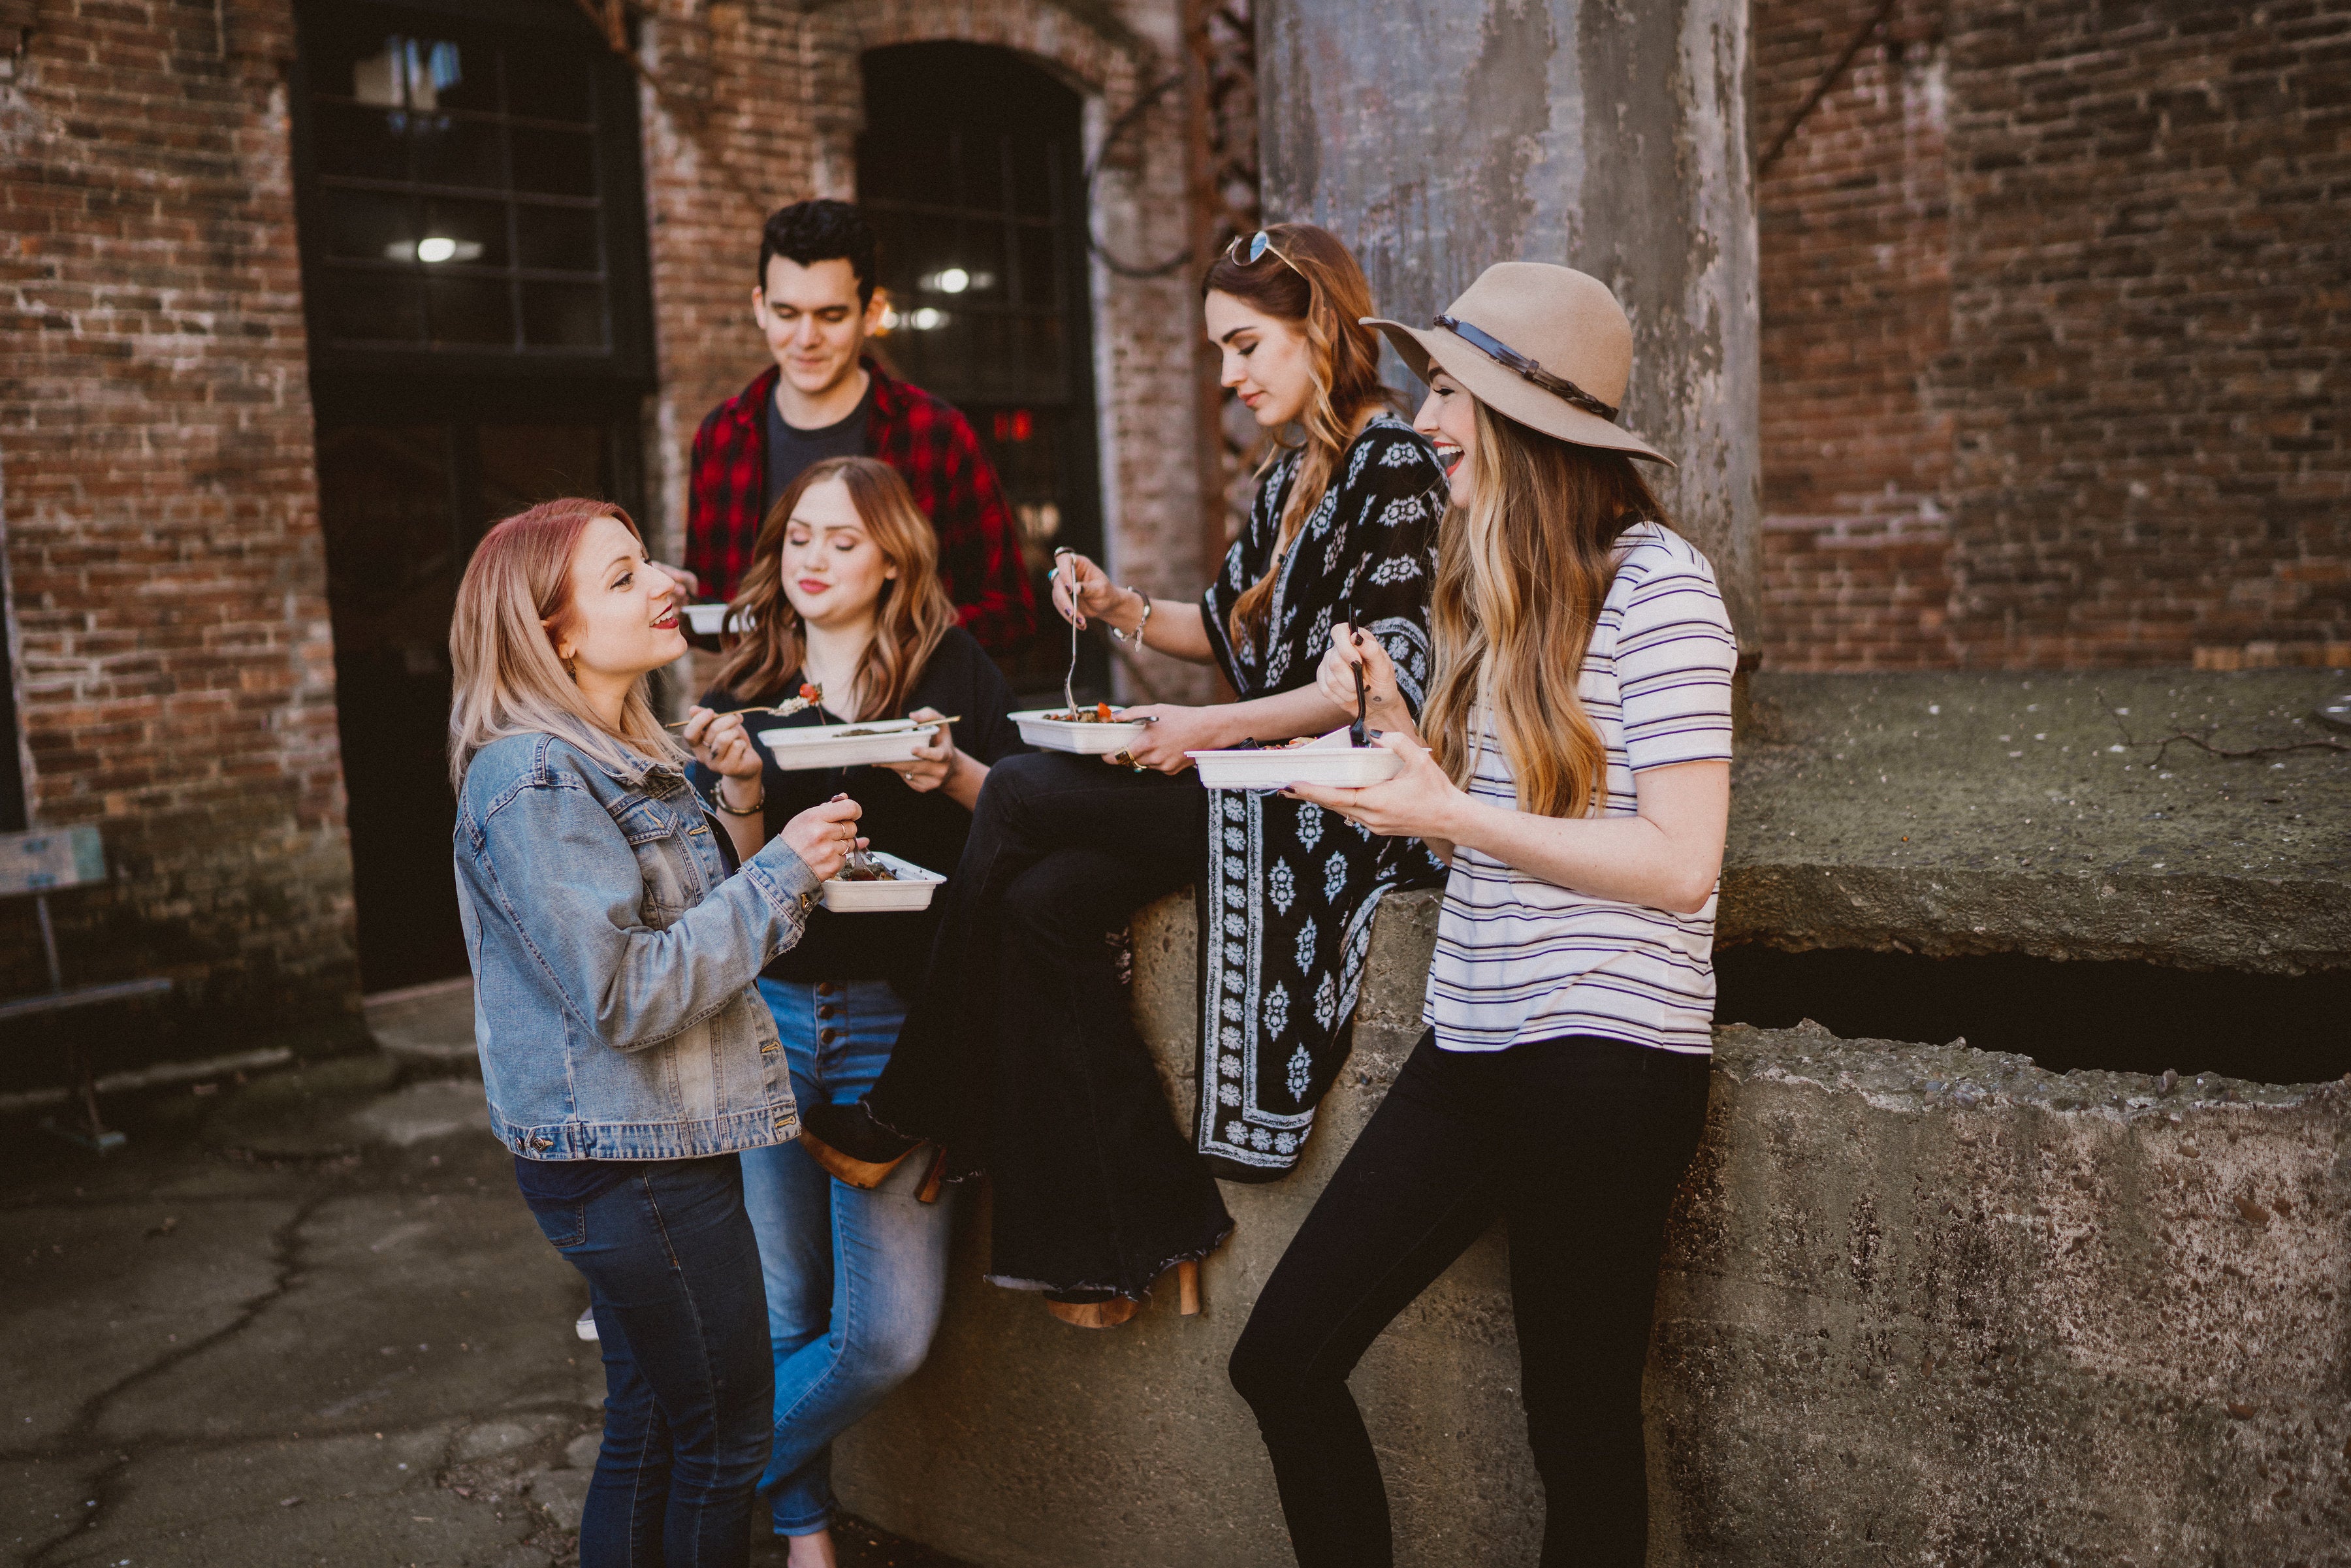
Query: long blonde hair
xmin=447 ymin=499 xmax=688 ymax=792
xmin=1422 ymin=401 xmax=1671 ymax=819
xmin=1202 ymin=222 xmax=1401 ymax=653
xmin=712 ymin=456 xmax=957 ymax=720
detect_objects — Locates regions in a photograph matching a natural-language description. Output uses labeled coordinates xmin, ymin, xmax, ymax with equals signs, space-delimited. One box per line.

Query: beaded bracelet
xmin=1110 ymin=589 xmax=1153 ymax=647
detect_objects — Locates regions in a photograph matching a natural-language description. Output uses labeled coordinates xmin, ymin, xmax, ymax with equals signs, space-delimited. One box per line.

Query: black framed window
xmin=858 ymin=43 xmax=1108 ymax=698
xmin=292 ymin=0 xmax=651 ymax=379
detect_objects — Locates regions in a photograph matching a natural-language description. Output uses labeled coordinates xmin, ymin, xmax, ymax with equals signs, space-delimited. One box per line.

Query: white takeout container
xmin=755 ymin=716 xmax=931 ymax=771
xmin=1188 ymin=728 xmax=1403 ymax=790
xmin=1010 ymin=707 xmax=1151 ymax=755
xmin=684 ymin=602 xmax=753 ymax=637
xmin=819 ymin=851 xmax=945 ymax=913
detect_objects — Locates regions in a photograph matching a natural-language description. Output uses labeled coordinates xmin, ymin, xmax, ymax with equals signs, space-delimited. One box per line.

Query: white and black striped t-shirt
xmin=1424 ymin=522 xmax=1736 ymax=1055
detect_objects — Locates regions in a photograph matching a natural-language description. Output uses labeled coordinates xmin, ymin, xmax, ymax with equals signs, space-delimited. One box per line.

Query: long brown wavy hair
xmin=712 ymin=456 xmax=957 ymax=720
xmin=1422 ymin=401 xmax=1673 ymax=820
xmin=1202 ymin=222 xmax=1400 ymax=653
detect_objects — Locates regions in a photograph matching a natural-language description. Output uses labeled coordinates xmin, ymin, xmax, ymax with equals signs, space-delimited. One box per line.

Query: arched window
xmin=858 ymin=42 xmax=1107 ymax=697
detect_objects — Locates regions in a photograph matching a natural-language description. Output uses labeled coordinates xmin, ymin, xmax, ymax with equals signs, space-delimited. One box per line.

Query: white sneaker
xmin=575 ymin=1306 xmax=599 ymax=1342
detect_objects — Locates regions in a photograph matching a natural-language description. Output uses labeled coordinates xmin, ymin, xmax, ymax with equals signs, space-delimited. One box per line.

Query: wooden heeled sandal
xmin=1042 ymin=1260 xmax=1202 ymax=1329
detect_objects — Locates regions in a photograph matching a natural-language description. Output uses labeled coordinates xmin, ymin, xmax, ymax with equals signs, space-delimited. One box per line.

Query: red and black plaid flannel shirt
xmin=684 ymin=360 xmax=1036 ymax=654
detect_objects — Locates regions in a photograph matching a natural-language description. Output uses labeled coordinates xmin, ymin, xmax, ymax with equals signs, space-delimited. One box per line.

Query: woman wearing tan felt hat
xmin=1228 ymin=263 xmax=1736 ymax=1568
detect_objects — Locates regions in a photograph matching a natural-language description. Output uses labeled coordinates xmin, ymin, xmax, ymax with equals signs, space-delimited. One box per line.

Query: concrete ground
xmin=0 ymin=1045 xmax=971 ymax=1568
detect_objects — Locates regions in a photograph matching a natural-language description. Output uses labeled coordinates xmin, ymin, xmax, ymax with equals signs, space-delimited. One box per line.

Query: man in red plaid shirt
xmin=685 ymin=200 xmax=1035 ymax=654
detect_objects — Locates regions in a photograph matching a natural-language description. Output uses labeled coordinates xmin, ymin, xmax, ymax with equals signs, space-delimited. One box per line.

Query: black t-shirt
xmin=691 ymin=626 xmax=1028 ymax=992
xmin=763 ymin=380 xmax=873 ymax=516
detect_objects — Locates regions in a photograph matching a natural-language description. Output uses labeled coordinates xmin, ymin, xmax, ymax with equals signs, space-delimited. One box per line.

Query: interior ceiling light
xmin=935 ymin=267 xmax=970 ymax=294
xmin=909 ymin=307 xmax=946 ymax=330
xmin=385 ymin=236 xmax=483 ymax=264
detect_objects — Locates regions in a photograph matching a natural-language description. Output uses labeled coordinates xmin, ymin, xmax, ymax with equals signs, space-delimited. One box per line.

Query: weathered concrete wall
xmin=1660 ymin=1022 xmax=2351 ymax=1566
xmin=1725 ymin=669 xmax=2351 ymax=973
xmin=1255 ymin=0 xmax=1760 ymax=648
xmin=836 ymin=886 xmax=2351 ymax=1567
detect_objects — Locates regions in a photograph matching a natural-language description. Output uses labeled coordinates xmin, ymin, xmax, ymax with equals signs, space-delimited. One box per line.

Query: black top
xmin=763 ymin=380 xmax=874 ymax=516
xmin=690 ymin=625 xmax=1028 ymax=991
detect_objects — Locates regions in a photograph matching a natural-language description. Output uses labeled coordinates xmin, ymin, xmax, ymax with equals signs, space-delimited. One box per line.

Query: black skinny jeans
xmin=867 ymin=750 xmax=1233 ymax=1298
xmin=1228 ymin=1029 xmax=1710 ymax=1568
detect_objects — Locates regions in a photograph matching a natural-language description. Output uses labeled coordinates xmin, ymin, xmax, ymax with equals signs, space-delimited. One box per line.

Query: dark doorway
xmin=857 ymin=42 xmax=1108 ymax=699
xmin=291 ymin=0 xmax=652 ymax=992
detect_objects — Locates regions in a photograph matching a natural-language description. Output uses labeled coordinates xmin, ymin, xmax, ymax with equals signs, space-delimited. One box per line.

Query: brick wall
xmin=0 ymin=0 xmax=361 ymax=1068
xmin=1756 ymin=0 xmax=2350 ymax=670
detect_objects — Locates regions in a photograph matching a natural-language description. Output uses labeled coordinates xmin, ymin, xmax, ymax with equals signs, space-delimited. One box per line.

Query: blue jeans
xmin=524 ymin=1157 xmax=773 ymax=1568
xmin=741 ymin=976 xmax=956 ymax=1537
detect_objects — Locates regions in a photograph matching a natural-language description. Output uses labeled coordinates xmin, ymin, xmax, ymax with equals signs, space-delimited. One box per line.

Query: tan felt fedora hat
xmin=1363 ymin=263 xmax=1672 ymax=466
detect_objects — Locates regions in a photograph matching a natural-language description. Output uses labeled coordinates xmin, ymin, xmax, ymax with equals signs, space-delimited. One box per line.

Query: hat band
xmin=1432 ymin=313 xmax=1620 ymax=423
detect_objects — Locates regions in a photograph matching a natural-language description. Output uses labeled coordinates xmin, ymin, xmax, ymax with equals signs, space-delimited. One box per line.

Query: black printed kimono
xmin=1196 ymin=413 xmax=1448 ymax=1180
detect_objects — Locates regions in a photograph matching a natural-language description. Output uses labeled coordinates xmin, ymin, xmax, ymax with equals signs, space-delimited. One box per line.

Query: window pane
xmin=1015 ymin=224 xmax=1059 ymax=310
xmin=955 ymin=129 xmax=1009 ymax=213
xmin=510 ymin=125 xmax=596 ymax=197
xmin=321 ymin=188 xmax=413 ymax=261
xmin=504 ymin=49 xmax=594 ymax=124
xmin=409 ymin=116 xmax=504 ymax=190
xmin=319 ymin=272 xmax=426 ymax=345
xmin=859 ymin=128 xmax=951 ymax=206
xmin=314 ymin=100 xmax=409 ymax=180
xmin=520 ymin=281 xmax=607 ymax=348
xmin=419 ymin=195 xmax=509 ymax=268
xmin=1012 ymin=140 xmax=1061 ymax=219
xmin=515 ymin=203 xmax=600 ymax=272
xmin=426 ymin=275 xmax=512 ymax=346
xmin=344 ymin=35 xmax=492 ymax=115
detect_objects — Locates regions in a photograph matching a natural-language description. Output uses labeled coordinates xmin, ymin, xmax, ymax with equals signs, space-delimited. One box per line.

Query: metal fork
xmin=1345 ymin=596 xmax=1369 ymax=747
xmin=1055 ymin=547 xmax=1080 ymax=718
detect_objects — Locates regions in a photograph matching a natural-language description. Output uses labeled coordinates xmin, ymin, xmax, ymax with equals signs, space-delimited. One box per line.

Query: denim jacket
xmin=455 ymin=731 xmax=822 ymax=1160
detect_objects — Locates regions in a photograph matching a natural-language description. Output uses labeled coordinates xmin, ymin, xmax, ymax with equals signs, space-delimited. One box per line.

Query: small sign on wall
xmin=0 ymin=825 xmax=105 ymax=897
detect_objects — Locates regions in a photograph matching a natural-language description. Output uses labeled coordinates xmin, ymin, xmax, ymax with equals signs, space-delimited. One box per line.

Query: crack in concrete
xmin=16 ymin=1188 xmax=333 ymax=1566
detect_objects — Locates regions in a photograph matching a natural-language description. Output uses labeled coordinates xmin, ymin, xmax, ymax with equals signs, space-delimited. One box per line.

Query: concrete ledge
xmin=1723 ymin=670 xmax=2351 ymax=972
xmin=837 ymin=891 xmax=2351 ymax=1567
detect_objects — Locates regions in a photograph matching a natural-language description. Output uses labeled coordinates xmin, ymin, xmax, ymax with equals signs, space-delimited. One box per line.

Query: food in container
xmin=818 ymin=851 xmax=944 ymax=912
xmin=755 ymin=716 xmax=933 ymax=770
xmin=1010 ymin=704 xmax=1152 ymax=755
xmin=682 ymin=602 xmax=754 ymax=637
xmin=1187 ymin=727 xmax=1405 ymax=790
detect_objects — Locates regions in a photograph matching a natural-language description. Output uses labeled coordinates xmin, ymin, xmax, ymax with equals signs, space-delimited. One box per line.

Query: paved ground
xmin=0 ymin=1051 xmax=970 ymax=1568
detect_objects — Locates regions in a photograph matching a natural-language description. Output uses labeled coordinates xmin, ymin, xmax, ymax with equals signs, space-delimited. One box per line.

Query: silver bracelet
xmin=1109 ymin=589 xmax=1153 ymax=646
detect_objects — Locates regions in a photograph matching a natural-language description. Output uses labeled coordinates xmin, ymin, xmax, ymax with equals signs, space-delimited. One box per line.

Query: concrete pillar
xmin=1256 ymin=0 xmax=1761 ymax=648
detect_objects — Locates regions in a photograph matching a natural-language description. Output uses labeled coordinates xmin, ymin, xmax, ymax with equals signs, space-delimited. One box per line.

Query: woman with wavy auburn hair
xmin=449 ymin=498 xmax=863 ymax=1568
xmin=801 ymin=223 xmax=1450 ymax=1329
xmin=1229 ymin=265 xmax=1737 ymax=1567
xmin=678 ymin=456 xmax=1027 ymax=1562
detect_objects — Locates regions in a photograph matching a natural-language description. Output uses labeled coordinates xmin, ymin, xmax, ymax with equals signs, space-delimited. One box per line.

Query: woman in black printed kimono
xmin=800 ymin=222 xmax=1448 ymax=1327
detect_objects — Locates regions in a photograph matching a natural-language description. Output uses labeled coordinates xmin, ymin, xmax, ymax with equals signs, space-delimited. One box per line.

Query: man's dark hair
xmin=757 ymin=200 xmax=878 ymax=306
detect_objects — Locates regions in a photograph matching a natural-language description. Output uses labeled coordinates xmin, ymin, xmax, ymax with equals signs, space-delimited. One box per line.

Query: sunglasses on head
xmin=1226 ymin=229 xmax=1295 ymax=270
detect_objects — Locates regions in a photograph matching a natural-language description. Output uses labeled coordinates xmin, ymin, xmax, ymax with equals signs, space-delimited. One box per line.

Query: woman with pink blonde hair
xmin=448 ymin=498 xmax=861 ymax=1568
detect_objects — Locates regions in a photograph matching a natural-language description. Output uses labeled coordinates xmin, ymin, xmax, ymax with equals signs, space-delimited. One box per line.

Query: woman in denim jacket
xmin=449 ymin=498 xmax=864 ymax=1568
